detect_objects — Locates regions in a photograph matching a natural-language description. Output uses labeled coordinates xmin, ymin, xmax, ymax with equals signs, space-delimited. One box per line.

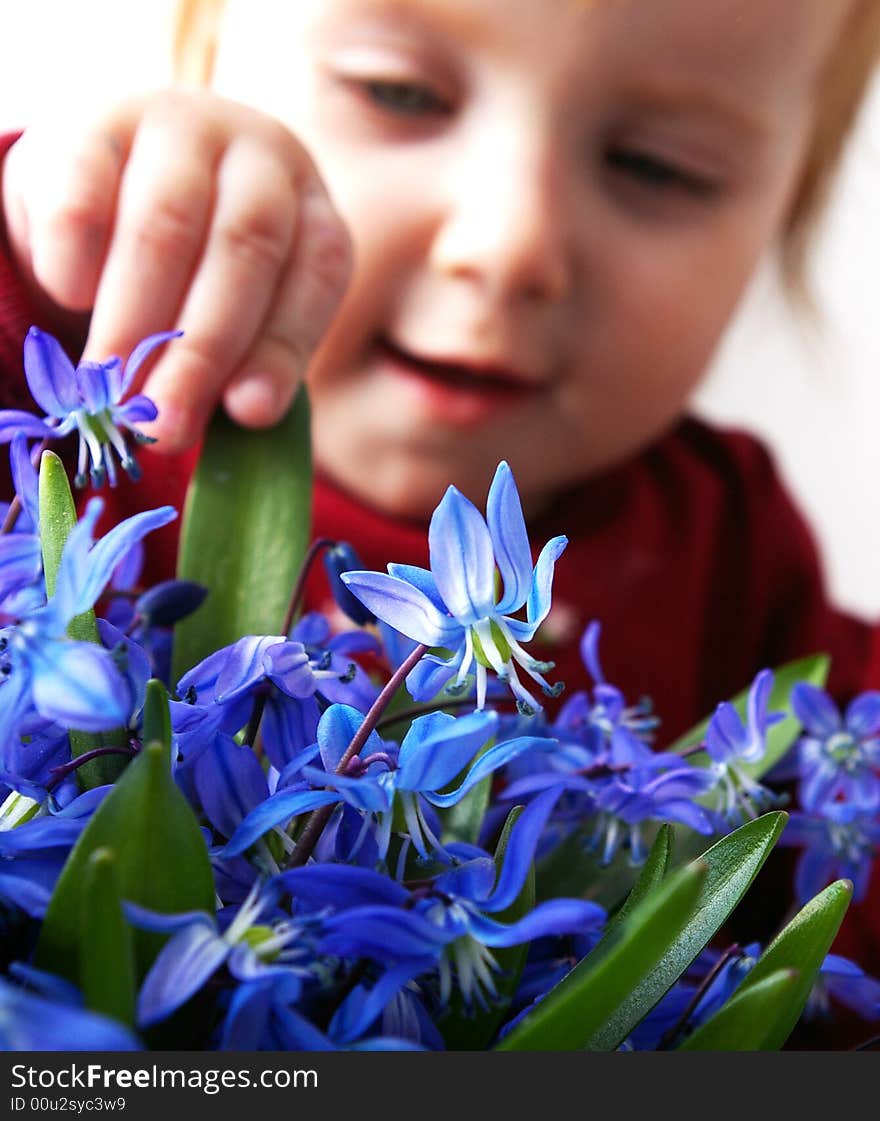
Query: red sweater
xmin=1 ymin=132 xmax=878 ymax=1011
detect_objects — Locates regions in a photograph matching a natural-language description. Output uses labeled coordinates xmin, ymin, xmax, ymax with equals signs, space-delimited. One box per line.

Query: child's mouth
xmin=375 ymin=335 xmax=540 ymax=425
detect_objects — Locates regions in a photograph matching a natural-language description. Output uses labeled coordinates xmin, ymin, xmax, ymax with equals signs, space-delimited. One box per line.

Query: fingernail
xmin=223 ymin=375 xmax=282 ymax=427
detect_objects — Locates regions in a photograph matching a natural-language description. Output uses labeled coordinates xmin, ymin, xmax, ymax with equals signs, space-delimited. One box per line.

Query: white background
xmin=1 ymin=1 xmax=879 ymax=617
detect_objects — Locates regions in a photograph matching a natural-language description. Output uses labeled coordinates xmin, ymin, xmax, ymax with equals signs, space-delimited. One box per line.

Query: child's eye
xmin=605 ymin=147 xmax=716 ymax=198
xmin=360 ymin=79 xmax=450 ymax=117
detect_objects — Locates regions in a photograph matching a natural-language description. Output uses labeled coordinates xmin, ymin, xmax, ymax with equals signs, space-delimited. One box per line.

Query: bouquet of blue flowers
xmin=0 ymin=328 xmax=878 ymax=1051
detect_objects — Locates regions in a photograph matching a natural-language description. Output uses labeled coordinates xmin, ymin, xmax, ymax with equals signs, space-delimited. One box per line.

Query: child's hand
xmin=1 ymin=88 xmax=353 ymax=452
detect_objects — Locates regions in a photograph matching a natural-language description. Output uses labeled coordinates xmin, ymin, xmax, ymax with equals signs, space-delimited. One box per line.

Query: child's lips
xmin=374 ymin=336 xmax=543 ymax=424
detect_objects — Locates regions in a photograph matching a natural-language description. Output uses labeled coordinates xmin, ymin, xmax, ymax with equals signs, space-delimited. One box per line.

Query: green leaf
xmin=497 ymin=811 xmax=787 ymax=1051
xmin=602 ymin=824 xmax=673 ymax=939
xmin=677 ymin=968 xmax=801 ymax=1050
xmin=78 ymin=848 xmax=137 ymax=1027
xmin=497 ymin=858 xmax=706 ymax=1051
xmin=36 ymin=721 xmax=215 ymax=985
xmin=695 ymin=878 xmax=852 ymax=1050
xmin=38 ymin=449 xmax=125 ymax=788
xmin=38 ymin=450 xmax=97 ymax=639
xmin=171 ymin=387 xmax=312 ymax=680
xmin=667 ymin=652 xmax=830 ymax=780
xmin=440 ymin=806 xmax=534 ymax=1050
xmin=141 ymin=679 xmax=172 ymax=753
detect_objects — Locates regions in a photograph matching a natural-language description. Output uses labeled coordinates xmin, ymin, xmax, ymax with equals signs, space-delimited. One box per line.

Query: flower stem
xmin=657 ymin=942 xmax=740 ymax=1049
xmin=46 ymin=743 xmax=138 ymax=792
xmin=375 ymin=694 xmax=516 ymax=733
xmin=281 ymin=536 xmax=337 ymax=636
xmin=283 ymin=641 xmax=429 ymax=869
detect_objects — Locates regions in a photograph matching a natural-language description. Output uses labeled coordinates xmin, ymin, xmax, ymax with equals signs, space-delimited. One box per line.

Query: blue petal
xmin=0 ymin=532 xmax=43 ymax=601
xmin=263 ymin=641 xmax=316 ymax=699
xmin=423 ymin=733 xmax=551 ymax=808
xmin=0 ymin=980 xmax=142 ymax=1050
xmin=483 ymin=785 xmax=564 ymax=911
xmin=341 ymin=571 xmax=461 ymax=646
xmin=23 ymin=327 xmax=80 ymax=416
xmin=28 ymin=639 xmax=129 ymax=730
xmin=10 ymin=432 xmax=39 ymax=529
xmin=525 ymin=535 xmax=568 ymax=630
xmin=329 ymin=959 xmax=434 ymax=1046
xmin=300 ymin=765 xmax=392 ymax=813
xmin=75 ymin=360 xmax=114 ymax=413
xmin=121 ymin=330 xmax=183 ymax=396
xmin=580 ymin=620 xmax=605 ymax=683
xmin=705 ymin=701 xmax=745 ymax=764
xmin=487 ymin=461 xmax=533 ymax=614
xmin=405 ymin=651 xmax=460 ymax=702
xmin=123 ymin=902 xmax=217 ymax=935
xmin=214 ymin=635 xmax=283 ymax=702
xmin=115 ymin=394 xmax=159 ymax=425
xmin=318 ymin=703 xmax=384 ymax=772
xmin=194 ymin=735 xmax=270 ymax=838
xmin=319 ymin=906 xmax=448 ymax=962
xmin=275 ymin=864 xmax=410 ymax=911
xmin=262 ymin=694 xmax=321 ymax=773
xmin=428 ymin=485 xmax=496 ymax=623
xmin=74 ymin=505 xmax=178 ymax=617
xmin=0 ymin=411 xmax=57 ymax=442
xmin=470 ymin=898 xmax=605 ymax=947
xmin=845 ymin=691 xmax=880 ymax=739
xmin=386 ymin=563 xmax=448 ymax=611
xmin=0 ymin=868 xmax=55 ymax=917
xmin=396 ymin=709 xmax=497 ymax=793
xmin=137 ymin=922 xmax=230 ymax=1027
xmin=223 ymin=788 xmax=342 ymax=857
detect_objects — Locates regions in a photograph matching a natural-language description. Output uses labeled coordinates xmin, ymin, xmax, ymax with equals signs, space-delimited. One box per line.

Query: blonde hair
xmin=173 ymin=0 xmax=880 ymax=291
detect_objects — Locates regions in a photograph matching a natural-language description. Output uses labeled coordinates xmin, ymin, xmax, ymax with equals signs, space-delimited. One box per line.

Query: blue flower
xmin=780 ymin=802 xmax=880 ymax=904
xmin=126 ymin=881 xmax=319 ymax=1027
xmin=0 ymin=327 xmax=181 ymax=487
xmin=704 ymin=669 xmax=785 ymax=824
xmin=0 ymin=498 xmax=176 ymax=742
xmin=790 ymin=683 xmax=880 ymax=813
xmin=340 ymin=461 xmax=567 ymax=715
xmin=278 ymin=787 xmax=606 ymax=1010
xmin=223 ymin=704 xmax=551 ymax=865
xmin=177 ymin=633 xmax=357 ymax=772
xmin=805 ymin=953 xmax=880 ymax=1022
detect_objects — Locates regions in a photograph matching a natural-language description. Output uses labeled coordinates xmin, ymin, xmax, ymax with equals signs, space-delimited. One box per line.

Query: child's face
xmin=216 ymin=0 xmax=850 ymax=517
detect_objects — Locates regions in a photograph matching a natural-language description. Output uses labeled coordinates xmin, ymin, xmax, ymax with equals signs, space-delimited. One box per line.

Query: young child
xmin=2 ymin=0 xmax=880 ymax=981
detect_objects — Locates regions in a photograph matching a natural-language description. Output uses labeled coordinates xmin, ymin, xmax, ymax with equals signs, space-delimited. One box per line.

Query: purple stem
xmin=47 ymin=744 xmax=138 ymax=792
xmin=283 ymin=641 xmax=430 ymax=869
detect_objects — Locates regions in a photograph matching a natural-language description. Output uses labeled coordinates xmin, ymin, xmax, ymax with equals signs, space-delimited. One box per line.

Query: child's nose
xmin=429 ymin=136 xmax=574 ymax=304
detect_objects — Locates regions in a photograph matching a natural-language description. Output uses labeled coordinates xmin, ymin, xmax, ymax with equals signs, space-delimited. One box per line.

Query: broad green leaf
xmin=38 ymin=450 xmax=124 ymax=787
xmin=497 ymin=811 xmax=787 ymax=1051
xmin=36 ymin=722 xmax=215 ymax=985
xmin=440 ymin=806 xmax=533 ymax=1050
xmin=172 ymin=387 xmax=312 ymax=680
xmin=704 ymin=878 xmax=853 ymax=1049
xmin=602 ymin=824 xmax=673 ymax=939
xmin=78 ymin=848 xmax=136 ymax=1027
xmin=497 ymin=858 xmax=706 ymax=1051
xmin=677 ymin=968 xmax=800 ymax=1050
xmin=667 ymin=652 xmax=830 ymax=779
